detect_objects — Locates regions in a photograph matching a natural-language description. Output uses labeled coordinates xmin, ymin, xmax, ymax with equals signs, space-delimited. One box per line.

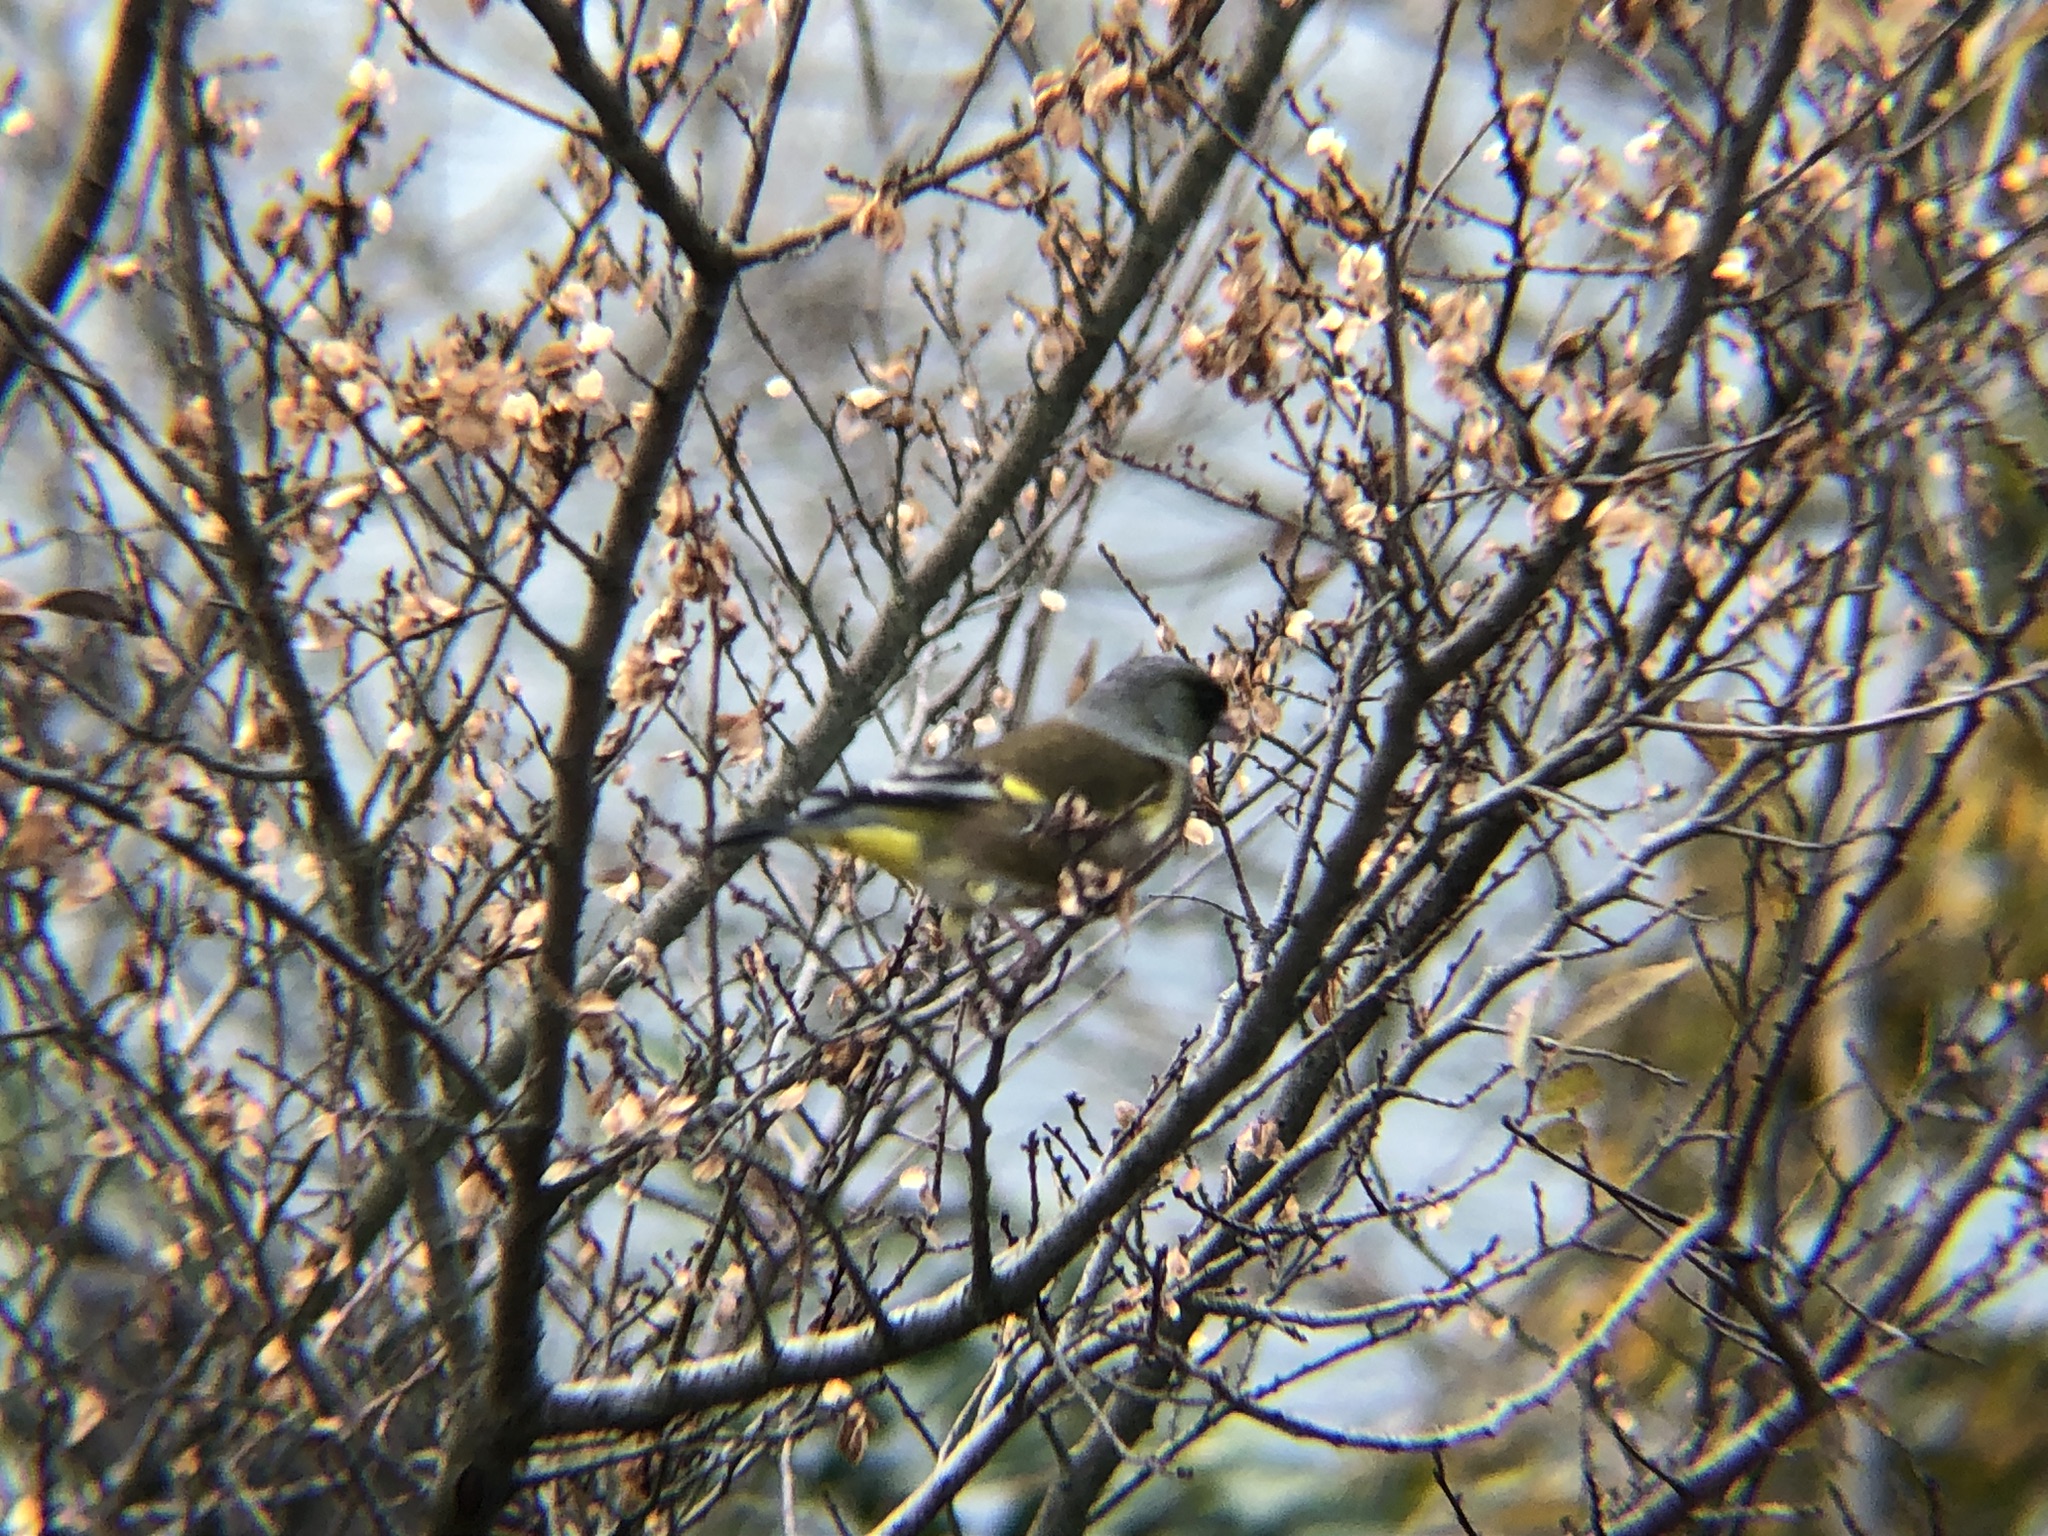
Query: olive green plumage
xmin=722 ymin=655 xmax=1227 ymax=910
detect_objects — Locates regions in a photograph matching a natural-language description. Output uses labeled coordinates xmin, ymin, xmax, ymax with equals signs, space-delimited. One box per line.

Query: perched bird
xmin=721 ymin=655 xmax=1228 ymax=913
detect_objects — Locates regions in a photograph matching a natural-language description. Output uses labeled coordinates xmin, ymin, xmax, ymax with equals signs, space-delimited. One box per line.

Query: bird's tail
xmin=712 ymin=815 xmax=795 ymax=856
xmin=712 ymin=783 xmax=947 ymax=860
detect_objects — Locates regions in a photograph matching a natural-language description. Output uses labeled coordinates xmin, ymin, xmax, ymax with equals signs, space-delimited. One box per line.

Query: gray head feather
xmin=1065 ymin=655 xmax=1227 ymax=761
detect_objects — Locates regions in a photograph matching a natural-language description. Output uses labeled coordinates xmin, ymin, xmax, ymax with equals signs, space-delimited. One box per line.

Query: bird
xmin=719 ymin=655 xmax=1228 ymax=914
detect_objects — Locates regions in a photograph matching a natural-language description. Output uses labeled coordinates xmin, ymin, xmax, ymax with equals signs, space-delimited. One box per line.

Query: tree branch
xmin=0 ymin=0 xmax=163 ymax=410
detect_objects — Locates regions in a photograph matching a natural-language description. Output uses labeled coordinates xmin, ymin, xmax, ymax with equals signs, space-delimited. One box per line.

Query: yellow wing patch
xmin=995 ymin=773 xmax=1049 ymax=805
xmin=1128 ymin=794 xmax=1179 ymax=848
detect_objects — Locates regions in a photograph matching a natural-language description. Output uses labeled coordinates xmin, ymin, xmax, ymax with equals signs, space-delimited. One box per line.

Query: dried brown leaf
xmin=714 ymin=708 xmax=766 ymax=764
xmin=33 ymin=587 xmax=135 ymax=628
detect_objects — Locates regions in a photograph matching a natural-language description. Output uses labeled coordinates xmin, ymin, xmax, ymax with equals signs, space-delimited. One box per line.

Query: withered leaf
xmin=136 ymin=635 xmax=183 ymax=678
xmin=56 ymin=852 xmax=118 ymax=911
xmin=836 ymin=1400 xmax=873 ymax=1464
xmin=2 ymin=808 xmax=72 ymax=872
xmin=714 ymin=707 xmax=768 ymax=764
xmin=1673 ymin=699 xmax=1739 ymax=772
xmin=34 ymin=587 xmax=137 ymax=629
xmin=532 ymin=338 xmax=581 ymax=378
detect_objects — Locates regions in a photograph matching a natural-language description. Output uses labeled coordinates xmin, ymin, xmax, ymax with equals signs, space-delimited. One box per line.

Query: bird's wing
xmin=801 ymin=756 xmax=1009 ymax=816
xmin=773 ymin=757 xmax=1028 ymax=900
xmin=868 ymin=756 xmax=1011 ymax=805
xmin=715 ymin=758 xmax=1004 ymax=851
xmin=970 ymin=720 xmax=1171 ymax=817
xmin=767 ymin=721 xmax=1170 ymax=837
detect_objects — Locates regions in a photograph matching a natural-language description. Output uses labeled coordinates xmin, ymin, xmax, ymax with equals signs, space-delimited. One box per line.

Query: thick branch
xmin=0 ymin=0 xmax=163 ymax=409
